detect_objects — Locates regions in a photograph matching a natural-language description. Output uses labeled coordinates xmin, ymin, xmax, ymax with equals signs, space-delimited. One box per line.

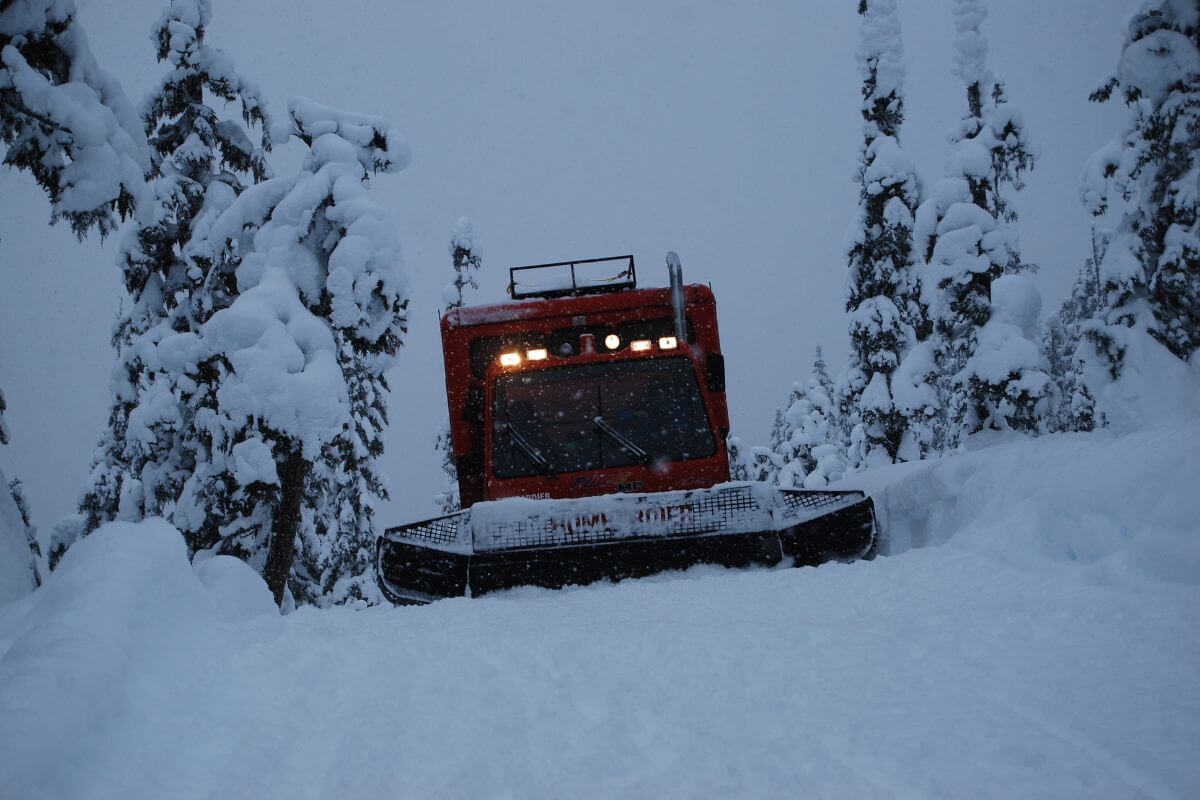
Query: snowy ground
xmin=2 ymin=420 xmax=1198 ymax=798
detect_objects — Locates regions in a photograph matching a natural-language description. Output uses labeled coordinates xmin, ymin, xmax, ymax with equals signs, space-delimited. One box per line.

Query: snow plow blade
xmin=376 ymin=484 xmax=876 ymax=604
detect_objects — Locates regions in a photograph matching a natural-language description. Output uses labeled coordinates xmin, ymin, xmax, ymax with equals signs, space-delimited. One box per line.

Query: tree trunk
xmin=264 ymin=447 xmax=308 ymax=607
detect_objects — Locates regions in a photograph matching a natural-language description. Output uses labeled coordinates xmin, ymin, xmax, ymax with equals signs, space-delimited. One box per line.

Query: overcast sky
xmin=1 ymin=0 xmax=1130 ymax=534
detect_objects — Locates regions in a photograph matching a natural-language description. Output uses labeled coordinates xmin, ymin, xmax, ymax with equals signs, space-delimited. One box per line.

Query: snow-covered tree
xmin=748 ymin=445 xmax=780 ymax=484
xmin=915 ymin=0 xmax=1047 ymax=447
xmin=1081 ymin=0 xmax=1200 ymax=368
xmin=433 ymin=217 xmax=481 ymax=514
xmin=295 ymin=330 xmax=393 ymax=606
xmin=726 ymin=434 xmax=749 ymax=481
xmin=442 ymin=216 xmax=481 ymax=310
xmin=1042 ymin=231 xmax=1106 ymax=431
xmin=0 ymin=388 xmax=41 ymax=596
xmin=842 ymin=0 xmax=924 ymax=468
xmin=0 ymin=385 xmax=8 ymax=448
xmin=3 ymin=1 xmax=149 ymax=530
xmin=769 ymin=382 xmax=803 ymax=471
xmin=75 ymin=0 xmax=271 ymax=544
xmin=432 ymin=424 xmax=459 ymax=515
xmin=1 ymin=0 xmax=148 ymax=238
xmin=8 ymin=476 xmax=39 ymax=581
xmin=767 ymin=406 xmax=788 ymax=461
xmin=170 ymin=97 xmax=410 ymax=605
xmin=777 ymin=348 xmax=847 ymax=489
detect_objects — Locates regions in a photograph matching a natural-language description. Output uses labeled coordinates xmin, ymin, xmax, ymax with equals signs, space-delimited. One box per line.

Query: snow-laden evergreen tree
xmin=914 ymin=0 xmax=1047 ymax=448
xmin=3 ymin=1 xmax=148 ymax=525
xmin=1 ymin=0 xmax=148 ymax=237
xmin=777 ymin=348 xmax=848 ymax=489
xmin=432 ymin=425 xmax=458 ymax=515
xmin=0 ymin=389 xmax=41 ymax=595
xmin=442 ymin=216 xmax=482 ymax=309
xmin=0 ymin=386 xmax=8 ymax=449
xmin=168 ymin=97 xmax=410 ymax=606
xmin=433 ymin=217 xmax=481 ymax=514
xmin=294 ymin=328 xmax=393 ymax=606
xmin=726 ymin=435 xmax=749 ymax=480
xmin=1041 ymin=230 xmax=1106 ymax=431
xmin=7 ymin=476 xmax=39 ymax=583
xmin=1081 ymin=0 xmax=1200 ymax=369
xmin=747 ymin=445 xmax=780 ymax=484
xmin=842 ymin=0 xmax=924 ymax=467
xmin=769 ymin=382 xmax=803 ymax=474
xmin=75 ymin=0 xmax=271 ymax=546
xmin=767 ymin=406 xmax=788 ymax=462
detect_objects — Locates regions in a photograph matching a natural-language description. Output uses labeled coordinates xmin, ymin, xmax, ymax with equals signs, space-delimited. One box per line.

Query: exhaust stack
xmin=666 ymin=251 xmax=687 ymax=344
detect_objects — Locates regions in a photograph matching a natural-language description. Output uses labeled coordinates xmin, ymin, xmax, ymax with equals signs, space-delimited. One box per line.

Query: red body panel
xmin=441 ymin=285 xmax=730 ymax=507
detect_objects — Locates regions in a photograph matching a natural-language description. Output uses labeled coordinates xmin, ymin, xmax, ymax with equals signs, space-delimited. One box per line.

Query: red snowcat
xmin=376 ymin=254 xmax=877 ymax=603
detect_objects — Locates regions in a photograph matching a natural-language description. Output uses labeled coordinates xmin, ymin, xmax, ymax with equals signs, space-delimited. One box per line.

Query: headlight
xmin=499 ymin=352 xmax=522 ymax=367
xmin=604 ymin=333 xmax=621 ymax=350
xmin=658 ymin=336 xmax=678 ymax=350
xmin=630 ymin=339 xmax=652 ymax=352
xmin=526 ymin=348 xmax=548 ymax=361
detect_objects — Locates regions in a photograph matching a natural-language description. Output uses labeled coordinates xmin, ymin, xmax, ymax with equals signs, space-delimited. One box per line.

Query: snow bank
xmin=1082 ymin=328 xmax=1200 ymax=433
xmin=846 ymin=422 xmax=1200 ymax=585
xmin=0 ymin=519 xmax=279 ymax=799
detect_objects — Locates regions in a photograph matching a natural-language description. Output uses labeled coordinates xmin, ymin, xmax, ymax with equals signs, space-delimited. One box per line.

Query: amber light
xmin=658 ymin=336 xmax=678 ymax=350
xmin=526 ymin=348 xmax=548 ymax=361
xmin=630 ymin=339 xmax=652 ymax=352
xmin=499 ymin=352 xmax=522 ymax=367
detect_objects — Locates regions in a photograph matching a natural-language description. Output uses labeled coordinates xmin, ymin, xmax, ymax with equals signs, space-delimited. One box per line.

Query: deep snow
xmin=2 ymin=416 xmax=1197 ymax=798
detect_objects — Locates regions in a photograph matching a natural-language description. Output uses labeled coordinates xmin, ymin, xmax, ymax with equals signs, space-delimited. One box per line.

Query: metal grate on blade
xmin=474 ymin=485 xmax=765 ymax=552
xmin=476 ymin=516 xmax=619 ymax=550
xmin=779 ymin=490 xmax=861 ymax=511
xmin=384 ymin=512 xmax=468 ymax=547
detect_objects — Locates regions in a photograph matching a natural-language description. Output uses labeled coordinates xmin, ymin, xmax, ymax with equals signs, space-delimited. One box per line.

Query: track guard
xmin=377 ymin=487 xmax=876 ymax=604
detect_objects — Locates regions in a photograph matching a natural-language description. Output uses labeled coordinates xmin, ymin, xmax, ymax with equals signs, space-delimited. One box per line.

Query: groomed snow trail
xmin=2 ymin=424 xmax=1198 ymax=799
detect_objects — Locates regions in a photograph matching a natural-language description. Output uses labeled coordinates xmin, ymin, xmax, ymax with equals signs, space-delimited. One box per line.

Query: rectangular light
xmin=658 ymin=336 xmax=678 ymax=350
xmin=499 ymin=351 xmax=522 ymax=367
xmin=526 ymin=348 xmax=548 ymax=361
xmin=630 ymin=339 xmax=652 ymax=352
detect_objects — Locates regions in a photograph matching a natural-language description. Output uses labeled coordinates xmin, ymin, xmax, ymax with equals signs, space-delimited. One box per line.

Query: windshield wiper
xmin=593 ymin=416 xmax=649 ymax=464
xmin=499 ymin=421 xmax=556 ymax=477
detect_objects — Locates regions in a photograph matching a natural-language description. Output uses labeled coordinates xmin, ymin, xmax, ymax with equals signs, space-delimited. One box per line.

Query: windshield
xmin=492 ymin=357 xmax=716 ymax=478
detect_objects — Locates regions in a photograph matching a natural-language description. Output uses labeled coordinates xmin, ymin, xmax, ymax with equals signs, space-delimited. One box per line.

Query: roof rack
xmin=508 ymin=255 xmax=636 ymax=300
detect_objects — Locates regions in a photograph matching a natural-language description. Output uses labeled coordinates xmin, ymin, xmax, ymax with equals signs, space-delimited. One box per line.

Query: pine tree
xmin=1081 ymin=0 xmax=1200 ymax=368
xmin=172 ymin=97 xmax=410 ymax=606
xmin=769 ymin=382 xmax=803 ymax=476
xmin=433 ymin=425 xmax=459 ymax=514
xmin=8 ymin=477 xmax=40 ymax=585
xmin=75 ymin=0 xmax=271 ymax=546
xmin=747 ymin=446 xmax=780 ymax=484
xmin=726 ymin=435 xmax=749 ymax=481
xmin=0 ymin=389 xmax=41 ymax=593
xmin=443 ymin=217 xmax=482 ymax=309
xmin=0 ymin=386 xmax=8 ymax=449
xmin=3 ymin=1 xmax=148 ymax=548
xmin=1 ymin=0 xmax=148 ymax=237
xmin=1041 ymin=231 xmax=1106 ymax=431
xmin=433 ymin=217 xmax=481 ymax=514
xmin=843 ymin=0 xmax=923 ymax=468
xmin=296 ymin=331 xmax=393 ymax=606
xmin=915 ymin=0 xmax=1047 ymax=447
xmin=777 ymin=347 xmax=848 ymax=489
xmin=767 ymin=406 xmax=789 ymax=461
